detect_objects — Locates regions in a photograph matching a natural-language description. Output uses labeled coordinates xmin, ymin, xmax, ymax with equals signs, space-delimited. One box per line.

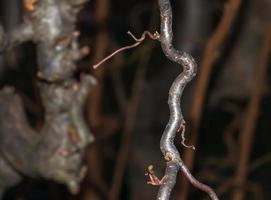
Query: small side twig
xmin=178 ymin=120 xmax=196 ymax=150
xmin=145 ymin=165 xmax=166 ymax=186
xmin=93 ymin=31 xmax=159 ymax=69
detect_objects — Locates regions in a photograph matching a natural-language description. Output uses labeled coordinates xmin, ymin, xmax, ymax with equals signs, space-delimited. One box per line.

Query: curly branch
xmin=156 ymin=0 xmax=219 ymax=199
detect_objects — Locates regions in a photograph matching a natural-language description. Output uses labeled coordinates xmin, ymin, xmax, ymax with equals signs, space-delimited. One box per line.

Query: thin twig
xmin=93 ymin=31 xmax=159 ymax=69
xmin=156 ymin=0 xmax=218 ymax=199
xmin=232 ymin=23 xmax=271 ymax=200
xmin=178 ymin=122 xmax=196 ymax=150
xmin=179 ymin=0 xmax=242 ymax=198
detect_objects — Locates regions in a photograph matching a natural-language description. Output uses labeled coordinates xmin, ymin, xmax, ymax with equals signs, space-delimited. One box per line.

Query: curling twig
xmin=93 ymin=31 xmax=159 ymax=69
xmin=178 ymin=120 xmax=196 ymax=150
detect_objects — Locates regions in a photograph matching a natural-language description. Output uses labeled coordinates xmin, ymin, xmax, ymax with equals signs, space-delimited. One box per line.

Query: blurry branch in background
xmin=0 ymin=26 xmax=4 ymax=51
xmin=0 ymin=0 xmax=94 ymax=197
xmin=108 ymin=41 xmax=155 ymax=200
xmin=249 ymin=152 xmax=271 ymax=172
xmin=179 ymin=0 xmax=242 ymax=199
xmin=222 ymin=104 xmax=243 ymax=165
xmin=109 ymin=55 xmax=128 ymax=115
xmin=84 ymin=0 xmax=110 ymax=199
xmin=89 ymin=3 xmax=159 ymax=199
xmin=206 ymin=104 xmax=243 ymax=167
xmin=198 ymin=151 xmax=270 ymax=200
xmin=205 ymin=180 xmax=264 ymax=200
xmin=232 ymin=23 xmax=271 ymax=200
xmin=87 ymin=0 xmax=109 ymax=130
xmin=196 ymin=22 xmax=271 ymax=200
xmin=194 ymin=104 xmax=243 ymax=198
xmin=107 ymin=12 xmax=159 ymax=200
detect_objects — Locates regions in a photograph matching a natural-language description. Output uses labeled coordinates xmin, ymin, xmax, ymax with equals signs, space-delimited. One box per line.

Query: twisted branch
xmin=156 ymin=0 xmax=219 ymax=199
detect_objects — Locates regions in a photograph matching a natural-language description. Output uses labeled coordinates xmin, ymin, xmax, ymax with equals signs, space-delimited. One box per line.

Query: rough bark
xmin=156 ymin=0 xmax=218 ymax=199
xmin=0 ymin=0 xmax=94 ymax=196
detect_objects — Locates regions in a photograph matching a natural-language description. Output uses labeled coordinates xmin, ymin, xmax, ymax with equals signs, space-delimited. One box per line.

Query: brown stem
xmin=232 ymin=23 xmax=271 ymax=200
xmin=108 ymin=40 xmax=155 ymax=200
xmin=84 ymin=0 xmax=110 ymax=199
xmin=179 ymin=0 xmax=242 ymax=199
xmin=87 ymin=0 xmax=110 ymax=129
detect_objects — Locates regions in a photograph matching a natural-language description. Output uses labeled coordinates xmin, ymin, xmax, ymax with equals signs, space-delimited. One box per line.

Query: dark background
xmin=0 ymin=0 xmax=271 ymax=199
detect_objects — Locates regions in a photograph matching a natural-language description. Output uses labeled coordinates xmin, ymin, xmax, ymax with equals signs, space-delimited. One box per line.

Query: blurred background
xmin=0 ymin=0 xmax=271 ymax=199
